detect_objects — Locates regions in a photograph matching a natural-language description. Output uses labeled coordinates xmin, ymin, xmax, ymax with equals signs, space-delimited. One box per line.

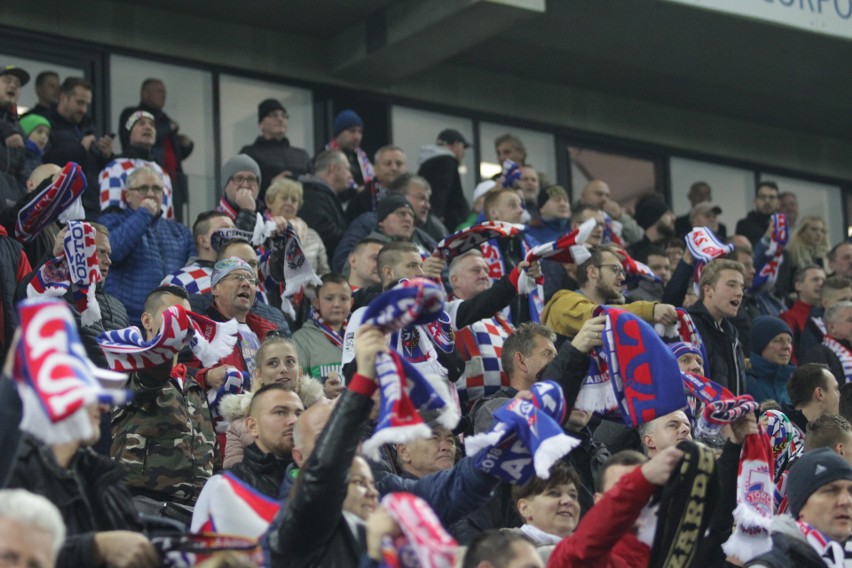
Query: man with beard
xmin=542 ymin=244 xmax=678 ymax=340
xmin=628 ymin=194 xmax=676 ymax=261
xmin=736 ymin=182 xmax=781 ymax=247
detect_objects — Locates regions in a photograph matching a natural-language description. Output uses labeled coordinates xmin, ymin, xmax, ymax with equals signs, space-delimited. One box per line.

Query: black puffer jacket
xmin=239 ymin=136 xmax=311 ymax=198
xmin=735 ymin=210 xmax=771 ymax=248
xmin=8 ymin=436 xmax=142 ymax=568
xmin=228 ymin=442 xmax=290 ymax=499
xmin=688 ymin=301 xmax=746 ymax=395
xmin=298 ymin=175 xmax=346 ymax=268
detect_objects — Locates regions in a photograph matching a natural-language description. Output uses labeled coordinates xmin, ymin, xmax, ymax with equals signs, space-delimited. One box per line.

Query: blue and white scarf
xmin=465 ymin=381 xmax=579 ymax=484
xmin=751 ymin=213 xmax=788 ymax=292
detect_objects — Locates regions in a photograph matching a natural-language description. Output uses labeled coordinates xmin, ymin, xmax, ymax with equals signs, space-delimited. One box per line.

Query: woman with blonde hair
xmin=265 ymin=178 xmax=330 ymax=276
xmin=777 ymin=215 xmax=829 ymax=298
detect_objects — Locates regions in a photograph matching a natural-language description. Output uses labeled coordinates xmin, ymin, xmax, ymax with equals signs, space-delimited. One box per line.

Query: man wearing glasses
xmin=101 ymin=165 xmax=193 ymax=323
xmin=735 ymin=181 xmax=781 ymax=247
xmin=216 ymin=153 xmax=264 ymax=232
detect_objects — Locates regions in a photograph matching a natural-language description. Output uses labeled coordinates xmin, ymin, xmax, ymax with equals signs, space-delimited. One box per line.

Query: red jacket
xmin=547 ymin=467 xmax=654 ymax=568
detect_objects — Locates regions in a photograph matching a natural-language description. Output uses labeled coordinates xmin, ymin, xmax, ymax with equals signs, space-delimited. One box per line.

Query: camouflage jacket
xmin=111 ymin=363 xmax=218 ymax=505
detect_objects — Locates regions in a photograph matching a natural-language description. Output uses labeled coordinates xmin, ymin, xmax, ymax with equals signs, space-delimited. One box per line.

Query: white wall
xmin=110 ymin=54 xmax=215 ymax=223
xmin=390 ymin=105 xmax=475 ymax=199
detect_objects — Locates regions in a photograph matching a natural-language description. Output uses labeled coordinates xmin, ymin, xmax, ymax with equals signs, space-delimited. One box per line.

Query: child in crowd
xmin=19 ymin=113 xmax=50 ymax=181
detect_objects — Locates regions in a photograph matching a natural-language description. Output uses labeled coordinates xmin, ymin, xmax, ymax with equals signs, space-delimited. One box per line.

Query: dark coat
xmin=239 ymin=136 xmax=311 ymax=198
xmin=418 ymin=152 xmax=470 ymax=231
xmin=228 ymin=442 xmax=290 ymax=499
xmin=688 ymin=300 xmax=746 ymax=394
xmin=298 ymin=175 xmax=346 ymax=268
xmin=736 ymin=210 xmax=772 ymax=247
xmin=801 ymin=341 xmax=847 ymax=386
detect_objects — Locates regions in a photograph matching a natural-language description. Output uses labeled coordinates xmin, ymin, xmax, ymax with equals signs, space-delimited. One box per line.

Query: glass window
xmin=390 ymin=105 xmax=475 ymax=200
xmin=759 ymin=173 xmax=843 ymax=245
xmin=569 ymin=146 xmax=658 ymax=208
xmin=0 ymin=55 xmax=83 ymax=114
xmin=479 ymin=123 xmax=556 ymax=188
xmin=670 ymin=157 xmax=754 ymax=235
xmin=110 ymin=54 xmax=215 ymax=224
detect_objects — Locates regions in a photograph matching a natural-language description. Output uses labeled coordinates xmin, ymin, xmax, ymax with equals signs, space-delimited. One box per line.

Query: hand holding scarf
xmin=16 ymin=162 xmax=86 ymax=242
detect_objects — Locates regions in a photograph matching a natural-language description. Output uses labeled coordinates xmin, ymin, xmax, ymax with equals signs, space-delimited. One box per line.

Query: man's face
xmin=656 ymin=210 xmax=676 ymax=236
xmin=144 ymin=295 xmax=191 ymax=340
xmin=489 ymin=192 xmax=523 ymax=224
xmin=349 ymin=243 xmax=382 ymax=287
xmin=796 ymin=268 xmax=826 ymax=305
xmin=539 ymin=194 xmax=571 ymax=221
xmin=374 ymin=150 xmax=406 ymax=187
xmin=644 ymin=410 xmax=692 ymax=455
xmin=129 ymin=116 xmax=157 ymax=148
xmin=387 ymin=251 xmax=424 ymax=282
xmin=831 ymin=244 xmax=852 ymax=279
xmin=691 ymin=210 xmax=719 ymax=231
xmin=823 ymin=286 xmax=852 ymax=310
xmin=0 ymin=518 xmax=55 ymax=568
xmin=754 ymin=185 xmax=780 ymax=215
xmin=95 ymin=232 xmax=112 ymax=281
xmin=312 ymin=282 xmax=352 ymax=329
xmin=405 ymin=184 xmax=431 ymax=225
xmin=565 ymin=408 xmax=592 ymax=432
xmin=213 ymin=268 xmax=257 ymax=319
xmin=450 ymin=255 xmax=491 ymax=300
xmin=448 ymin=141 xmax=466 ymax=162
xmin=520 ymin=334 xmax=557 ymax=382
xmin=646 ymin=254 xmax=672 ymax=285
xmin=821 ymin=370 xmax=841 ymax=414
xmin=829 ymin=307 xmax=852 ymax=342
xmin=496 ymin=141 xmax=524 ymax=165
xmin=260 ymin=110 xmax=288 ymax=140
xmin=703 ymin=269 xmax=745 ymax=320
xmin=141 ymin=80 xmax=166 ymax=110
xmin=580 ymin=181 xmax=610 ymax=208
xmin=688 ymin=184 xmax=711 ymax=206
xmin=398 ymin=427 xmax=456 ymax=477
xmin=58 ymin=86 xmax=91 ymax=125
xmin=329 ymin=159 xmax=354 ymax=193
xmin=254 ymin=342 xmax=302 ymax=391
xmin=780 ymin=193 xmax=799 ymax=220
xmin=518 ymin=167 xmax=540 ymax=202
xmin=37 ymin=74 xmax=60 ymax=105
xmin=592 ymin=251 xmax=626 ymax=303
xmin=677 ymin=352 xmax=705 ymax=376
xmin=736 ymin=252 xmax=756 ymax=289
xmin=0 ymin=74 xmax=21 ymax=109
xmin=224 ymin=169 xmax=260 ymax=204
xmin=379 ymin=206 xmax=415 ymax=240
xmin=798 ymin=479 xmax=852 ymax=542
xmin=342 ymin=456 xmax=379 ymax=521
xmin=249 ymin=389 xmax=304 ymax=459
xmin=123 ymin=170 xmax=164 ymax=214
xmin=761 ymin=333 xmax=793 ymax=366
xmin=666 ymin=244 xmax=684 ymax=267
xmin=335 ymin=127 xmax=363 ymax=152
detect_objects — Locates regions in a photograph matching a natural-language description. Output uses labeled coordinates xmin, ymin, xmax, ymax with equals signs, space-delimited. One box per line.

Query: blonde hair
xmin=265 ymin=178 xmax=303 ymax=211
xmin=787 ymin=215 xmax=830 ymax=269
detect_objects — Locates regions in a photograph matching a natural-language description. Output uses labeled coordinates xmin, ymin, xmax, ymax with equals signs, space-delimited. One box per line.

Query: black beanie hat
xmin=750 ymin=315 xmax=792 ymax=357
xmin=377 ymin=194 xmax=413 ymax=222
xmin=258 ymin=99 xmax=287 ymax=122
xmin=634 ymin=195 xmax=670 ymax=230
xmin=787 ymin=448 xmax=852 ymax=518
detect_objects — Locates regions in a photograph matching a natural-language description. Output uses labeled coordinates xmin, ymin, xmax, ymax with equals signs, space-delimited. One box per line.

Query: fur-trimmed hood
xmin=219 ymin=375 xmax=326 ymax=422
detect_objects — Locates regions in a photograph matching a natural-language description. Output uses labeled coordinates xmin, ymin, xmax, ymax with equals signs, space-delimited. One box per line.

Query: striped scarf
xmin=310 ymin=309 xmax=344 ymax=348
xmin=751 ymin=213 xmax=788 ymax=292
xmin=216 ymin=196 xmax=239 ymax=221
xmin=823 ymin=335 xmax=852 ymax=383
xmin=434 ymin=221 xmax=525 ymax=261
xmin=797 ymin=522 xmax=852 ymax=567
xmin=379 ymin=493 xmax=457 ymax=568
xmin=685 ymin=227 xmax=735 ymax=292
xmin=16 ymin=162 xmax=87 ymax=242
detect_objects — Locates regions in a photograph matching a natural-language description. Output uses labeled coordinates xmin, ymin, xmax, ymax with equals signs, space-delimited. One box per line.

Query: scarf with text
xmin=595 ymin=305 xmax=689 ymax=427
xmin=16 ymin=162 xmax=87 ymax=242
xmin=751 ymin=213 xmax=788 ymax=292
xmin=723 ymin=429 xmax=775 ymax=562
xmin=379 ymin=492 xmax=458 ymax=568
xmin=685 ymin=226 xmax=735 ymax=291
xmin=823 ymin=335 xmax=852 ymax=383
xmin=13 ymin=298 xmax=129 ymax=444
xmin=433 ymin=221 xmax=525 ymax=261
xmin=326 ymin=139 xmax=374 ymax=187
xmin=27 ymin=221 xmax=103 ymax=326
xmin=466 ymin=381 xmax=580 ymax=484
xmin=797 ymin=521 xmax=852 ymax=568
xmin=360 ymin=279 xmax=460 ymax=459
xmin=96 ymin=305 xmax=238 ymax=371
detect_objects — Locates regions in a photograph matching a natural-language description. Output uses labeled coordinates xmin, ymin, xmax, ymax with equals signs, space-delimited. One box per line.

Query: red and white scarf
xmin=797 ymin=521 xmax=852 ymax=567
xmin=379 ymin=492 xmax=458 ymax=568
xmin=823 ymin=335 xmax=852 ymax=383
xmin=96 ymin=305 xmax=238 ymax=371
xmin=310 ymin=309 xmax=345 ymax=348
xmin=685 ymin=227 xmax=735 ymax=292
xmin=27 ymin=221 xmax=103 ymax=326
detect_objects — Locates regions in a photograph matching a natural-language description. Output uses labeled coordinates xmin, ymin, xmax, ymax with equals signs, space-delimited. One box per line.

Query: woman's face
xmin=270 ymin=192 xmax=301 ymax=220
xmin=801 ymin=221 xmax=826 ymax=246
xmin=518 ymin=481 xmax=580 ymax=538
xmin=254 ymin=342 xmax=302 ymax=391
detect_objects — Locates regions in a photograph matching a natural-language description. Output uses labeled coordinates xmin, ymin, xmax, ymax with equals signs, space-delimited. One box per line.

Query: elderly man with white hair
xmin=0 ymin=489 xmax=66 ymax=568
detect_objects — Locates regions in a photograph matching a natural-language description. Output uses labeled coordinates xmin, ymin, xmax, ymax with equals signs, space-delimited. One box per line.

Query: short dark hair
xmin=192 ymin=210 xmax=230 ymax=240
xmin=576 ymin=244 xmax=620 ymax=288
xmin=376 ymin=241 xmax=419 ymax=274
xmin=60 ymin=77 xmax=92 ymax=96
xmin=317 ymin=272 xmax=350 ymax=293
xmin=142 ymin=284 xmax=188 ymax=316
xmin=141 ymin=78 xmax=163 ymax=91
xmin=828 ymin=243 xmax=852 ymax=264
xmin=35 ymin=71 xmax=58 ymax=87
xmin=664 ymin=237 xmax=685 ymax=251
xmin=217 ymin=238 xmax=254 ymax=260
xmin=794 ymin=264 xmax=825 ymax=284
xmin=822 ymin=275 xmax=852 ymax=298
xmin=351 ymin=237 xmax=385 ymax=256
xmin=388 ymin=172 xmax=415 ymax=193
xmin=248 ymin=383 xmax=297 ymax=416
xmin=570 ymin=203 xmax=600 ymax=227
xmin=511 ymin=459 xmax=582 ymax=506
xmin=805 ymin=414 xmax=852 ymax=453
xmin=788 ymin=363 xmax=833 ymax=408
xmin=462 ymin=530 xmax=534 ymax=568
xmin=755 ymin=181 xmax=779 ymax=196
xmin=595 ymin=450 xmax=648 ymax=493
xmin=501 ymin=323 xmax=555 ymax=376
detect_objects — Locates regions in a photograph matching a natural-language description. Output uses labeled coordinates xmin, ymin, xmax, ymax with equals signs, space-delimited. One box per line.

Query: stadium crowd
xmin=2 ymin=62 xmax=852 ymax=568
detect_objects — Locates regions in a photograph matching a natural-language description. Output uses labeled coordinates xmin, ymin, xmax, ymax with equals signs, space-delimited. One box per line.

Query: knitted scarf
xmin=99 ymin=158 xmax=174 ymax=219
xmin=523 ymin=217 xmax=596 ymax=266
xmin=16 ymin=162 xmax=87 ymax=242
xmin=434 ymin=221 xmax=525 ymax=261
xmin=695 ymin=393 xmax=756 ymax=438
xmin=595 ymin=305 xmax=688 ymax=427
xmin=481 ymin=232 xmax=541 ymax=323
xmin=359 ymin=279 xmax=460 ymax=459
xmin=465 ymin=381 xmax=579 ymax=484
xmin=163 ymin=262 xmax=213 ymax=295
xmin=326 ymin=139 xmax=374 ymax=186
xmin=267 ymin=222 xmax=322 ymax=297
xmin=310 ymin=308 xmax=345 ymax=348
xmin=27 ymin=221 xmax=103 ymax=326
xmin=751 ymin=213 xmax=788 ymax=292
xmin=614 ymin=247 xmax=661 ymax=284
xmin=823 ymin=335 xmax=852 ymax=383
xmin=96 ymin=305 xmax=238 ymax=371
xmin=13 ymin=298 xmax=129 ymax=444
xmin=649 ymin=440 xmax=718 ymax=568
xmin=499 ymin=160 xmax=521 ymax=188
xmin=379 ymin=492 xmax=458 ymax=568
xmin=685 ymin=226 xmax=735 ymax=292
xmin=656 ymin=308 xmax=710 ymax=377
xmin=797 ymin=522 xmax=852 ymax=567
xmin=207 ymin=367 xmax=251 ymax=429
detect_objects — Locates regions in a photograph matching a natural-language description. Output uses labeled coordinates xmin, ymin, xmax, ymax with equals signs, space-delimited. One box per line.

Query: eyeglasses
xmin=128 ymin=184 xmax=164 ymax=194
xmin=231 ymin=175 xmax=259 ymax=186
xmin=223 ymin=273 xmax=258 ymax=286
xmin=597 ymin=264 xmax=625 ymax=277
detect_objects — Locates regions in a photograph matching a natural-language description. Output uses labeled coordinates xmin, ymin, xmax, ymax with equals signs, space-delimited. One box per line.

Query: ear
xmin=513 ymin=351 xmax=526 ymax=374
xmin=396 ymin=443 xmax=410 ymax=464
xmin=246 ymin=415 xmax=259 ymax=440
xmin=642 ymin=433 xmax=656 ymax=451
xmin=516 ymin=498 xmax=532 ymax=522
xmin=835 ymin=442 xmax=845 ymax=457
xmin=815 ymin=386 xmax=825 ymax=402
xmin=292 ymin=447 xmax=304 ymax=468
xmin=140 ymin=311 xmax=154 ymax=335
xmin=311 ymin=296 xmax=321 ymax=311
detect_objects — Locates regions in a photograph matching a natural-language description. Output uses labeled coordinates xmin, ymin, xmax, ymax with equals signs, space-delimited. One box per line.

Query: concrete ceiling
xmin=113 ymin=0 xmax=852 ymax=141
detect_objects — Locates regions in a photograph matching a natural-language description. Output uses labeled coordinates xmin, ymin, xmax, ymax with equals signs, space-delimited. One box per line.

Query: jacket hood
xmin=768 ymin=514 xmax=807 ymax=543
xmin=219 ymin=376 xmax=326 ymax=421
xmin=418 ymin=144 xmax=454 ymax=166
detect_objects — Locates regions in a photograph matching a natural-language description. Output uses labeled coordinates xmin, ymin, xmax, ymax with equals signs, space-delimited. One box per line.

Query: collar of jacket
xmin=749 ymin=353 xmax=795 ymax=384
xmin=254 ymin=135 xmax=291 ymax=147
xmin=243 ymin=442 xmax=290 ymax=477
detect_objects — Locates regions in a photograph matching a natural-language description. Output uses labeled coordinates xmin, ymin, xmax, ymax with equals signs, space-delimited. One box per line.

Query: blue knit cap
xmin=750 ymin=315 xmax=792 ymax=357
xmin=333 ymin=109 xmax=363 ymax=137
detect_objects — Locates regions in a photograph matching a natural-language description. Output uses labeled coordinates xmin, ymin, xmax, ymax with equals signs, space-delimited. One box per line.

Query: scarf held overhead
xmin=16 ymin=162 xmax=87 ymax=242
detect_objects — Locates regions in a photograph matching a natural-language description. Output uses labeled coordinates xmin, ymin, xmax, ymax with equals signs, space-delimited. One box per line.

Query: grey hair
xmin=126 ymin=165 xmax=163 ymax=188
xmin=0 ymin=489 xmax=66 ymax=560
xmin=449 ymin=249 xmax=484 ymax=281
xmin=825 ymin=300 xmax=852 ymax=325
